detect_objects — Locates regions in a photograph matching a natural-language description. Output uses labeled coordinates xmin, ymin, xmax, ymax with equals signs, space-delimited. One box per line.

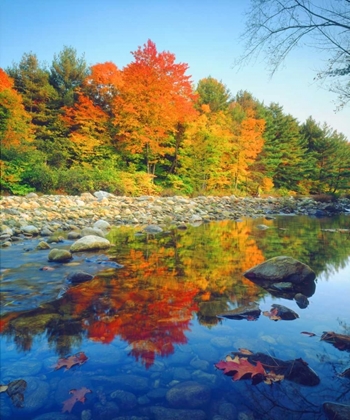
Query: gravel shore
xmin=1 ymin=192 xmax=349 ymax=235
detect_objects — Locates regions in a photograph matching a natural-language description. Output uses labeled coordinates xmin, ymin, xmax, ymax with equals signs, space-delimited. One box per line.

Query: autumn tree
xmin=114 ymin=39 xmax=196 ymax=175
xmin=83 ymin=61 xmax=122 ymax=113
xmin=0 ymin=69 xmax=33 ymax=148
xmin=238 ymin=0 xmax=350 ymax=108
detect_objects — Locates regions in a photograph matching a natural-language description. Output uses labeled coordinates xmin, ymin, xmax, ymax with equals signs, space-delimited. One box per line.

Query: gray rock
xmin=218 ymin=402 xmax=238 ymax=419
xmin=93 ymin=401 xmax=119 ymax=420
xmin=143 ymin=225 xmax=163 ymax=234
xmin=67 ymin=231 xmax=81 ymax=240
xmin=1 ymin=225 xmax=13 ymax=235
xmin=81 ymin=227 xmax=105 ymax=238
xmin=93 ymin=191 xmax=113 ymax=200
xmin=32 ymin=413 xmax=78 ymax=420
xmin=37 ymin=241 xmax=51 ymax=250
xmin=270 ymin=304 xmax=299 ymax=320
xmin=93 ymin=220 xmax=111 ymax=231
xmin=256 ymin=224 xmax=269 ymax=230
xmin=110 ymin=389 xmax=137 ymax=410
xmin=70 ymin=235 xmax=110 ymax=252
xmin=294 ymin=293 xmax=309 ymax=308
xmin=147 ymin=406 xmax=206 ymax=420
xmin=22 ymin=225 xmax=39 ymax=235
xmin=323 ymin=402 xmax=350 ymax=420
xmin=48 ymin=248 xmax=72 ymax=262
xmin=217 ymin=303 xmax=261 ymax=321
xmin=166 ymin=381 xmax=211 ymax=408
xmin=244 ymin=256 xmax=316 ymax=284
xmin=20 ymin=376 xmax=50 ymax=414
xmin=67 ymin=271 xmax=94 ymax=284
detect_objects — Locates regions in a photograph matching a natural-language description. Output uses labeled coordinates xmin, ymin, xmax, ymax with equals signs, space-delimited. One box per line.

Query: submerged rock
xmin=146 ymin=406 xmax=206 ymax=420
xmin=244 ymin=256 xmax=316 ymax=284
xmin=217 ymin=304 xmax=261 ymax=321
xmin=323 ymin=402 xmax=350 ymax=420
xmin=67 ymin=271 xmax=94 ymax=284
xmin=48 ymin=248 xmax=72 ymax=262
xmin=166 ymin=381 xmax=211 ymax=408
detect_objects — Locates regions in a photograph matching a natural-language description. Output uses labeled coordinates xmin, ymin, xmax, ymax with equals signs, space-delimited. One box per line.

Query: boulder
xmin=81 ymin=227 xmax=105 ymax=238
xmin=70 ymin=235 xmax=110 ymax=252
xmin=217 ymin=303 xmax=261 ymax=321
xmin=143 ymin=224 xmax=163 ymax=234
xmin=323 ymin=402 xmax=350 ymax=420
xmin=93 ymin=220 xmax=111 ymax=231
xmin=67 ymin=271 xmax=94 ymax=284
xmin=244 ymin=256 xmax=315 ymax=284
xmin=166 ymin=381 xmax=211 ymax=408
xmin=48 ymin=248 xmax=72 ymax=262
xmin=21 ymin=225 xmax=39 ymax=235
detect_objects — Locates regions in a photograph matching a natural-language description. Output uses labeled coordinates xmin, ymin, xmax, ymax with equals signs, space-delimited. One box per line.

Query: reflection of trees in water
xmin=254 ymin=215 xmax=350 ymax=277
xmin=1 ymin=217 xmax=349 ymax=366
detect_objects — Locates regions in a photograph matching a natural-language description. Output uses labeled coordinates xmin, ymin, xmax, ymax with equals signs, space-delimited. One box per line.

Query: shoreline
xmin=1 ymin=193 xmax=349 ymax=237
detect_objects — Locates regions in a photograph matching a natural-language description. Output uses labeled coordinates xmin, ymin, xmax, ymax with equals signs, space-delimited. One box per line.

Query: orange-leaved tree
xmin=61 ymin=62 xmax=122 ymax=163
xmin=114 ymin=39 xmax=196 ymax=175
xmin=0 ymin=68 xmax=33 ymax=148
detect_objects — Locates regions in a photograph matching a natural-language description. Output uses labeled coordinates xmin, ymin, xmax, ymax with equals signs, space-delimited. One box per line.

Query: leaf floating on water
xmin=40 ymin=266 xmax=55 ymax=271
xmin=264 ymin=371 xmax=285 ymax=385
xmin=321 ymin=331 xmax=350 ymax=351
xmin=301 ymin=331 xmax=316 ymax=337
xmin=0 ymin=385 xmax=8 ymax=393
xmin=62 ymin=387 xmax=92 ymax=413
xmin=263 ymin=308 xmax=281 ymax=321
xmin=215 ymin=355 xmax=266 ymax=382
xmin=54 ymin=352 xmax=88 ymax=371
xmin=238 ymin=348 xmax=254 ymax=355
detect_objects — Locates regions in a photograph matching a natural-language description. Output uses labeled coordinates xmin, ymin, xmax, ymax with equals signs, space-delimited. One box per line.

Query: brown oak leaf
xmin=263 ymin=308 xmax=281 ymax=321
xmin=62 ymin=387 xmax=92 ymax=413
xmin=301 ymin=331 xmax=316 ymax=337
xmin=215 ymin=355 xmax=266 ymax=381
xmin=54 ymin=352 xmax=88 ymax=371
xmin=264 ymin=370 xmax=285 ymax=385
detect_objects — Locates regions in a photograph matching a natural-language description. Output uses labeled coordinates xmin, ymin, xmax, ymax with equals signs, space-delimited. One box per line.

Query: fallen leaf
xmin=54 ymin=352 xmax=88 ymax=371
xmin=263 ymin=308 xmax=281 ymax=321
xmin=215 ymin=355 xmax=266 ymax=382
xmin=321 ymin=331 xmax=350 ymax=351
xmin=0 ymin=385 xmax=8 ymax=393
xmin=264 ymin=371 xmax=285 ymax=384
xmin=40 ymin=266 xmax=55 ymax=271
xmin=238 ymin=348 xmax=254 ymax=355
xmin=62 ymin=387 xmax=92 ymax=413
xmin=301 ymin=331 xmax=316 ymax=337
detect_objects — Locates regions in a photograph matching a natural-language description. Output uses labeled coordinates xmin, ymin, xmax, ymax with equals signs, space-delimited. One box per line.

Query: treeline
xmin=1 ymin=40 xmax=349 ymax=196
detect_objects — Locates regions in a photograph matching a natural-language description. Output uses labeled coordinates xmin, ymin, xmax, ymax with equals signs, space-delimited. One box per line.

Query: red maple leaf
xmin=54 ymin=352 xmax=88 ymax=371
xmin=62 ymin=387 xmax=92 ymax=413
xmin=215 ymin=355 xmax=266 ymax=381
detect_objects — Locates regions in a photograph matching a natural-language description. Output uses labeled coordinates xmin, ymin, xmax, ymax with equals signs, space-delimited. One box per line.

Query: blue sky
xmin=1 ymin=0 xmax=349 ymax=139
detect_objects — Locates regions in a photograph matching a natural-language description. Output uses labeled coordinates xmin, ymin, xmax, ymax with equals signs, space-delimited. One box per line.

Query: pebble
xmin=1 ymin=194 xmax=348 ymax=240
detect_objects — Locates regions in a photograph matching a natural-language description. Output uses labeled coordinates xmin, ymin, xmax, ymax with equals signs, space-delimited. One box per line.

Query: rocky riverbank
xmin=1 ymin=192 xmax=350 ymax=241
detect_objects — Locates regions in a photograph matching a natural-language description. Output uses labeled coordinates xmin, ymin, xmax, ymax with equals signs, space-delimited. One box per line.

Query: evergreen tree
xmin=196 ymin=77 xmax=231 ymax=113
xmin=257 ymin=103 xmax=314 ymax=192
xmin=50 ymin=46 xmax=88 ymax=107
xmin=301 ymin=118 xmax=350 ymax=193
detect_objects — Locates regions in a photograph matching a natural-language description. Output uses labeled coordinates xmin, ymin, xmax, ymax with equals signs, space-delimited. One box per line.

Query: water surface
xmin=1 ymin=215 xmax=349 ymax=419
